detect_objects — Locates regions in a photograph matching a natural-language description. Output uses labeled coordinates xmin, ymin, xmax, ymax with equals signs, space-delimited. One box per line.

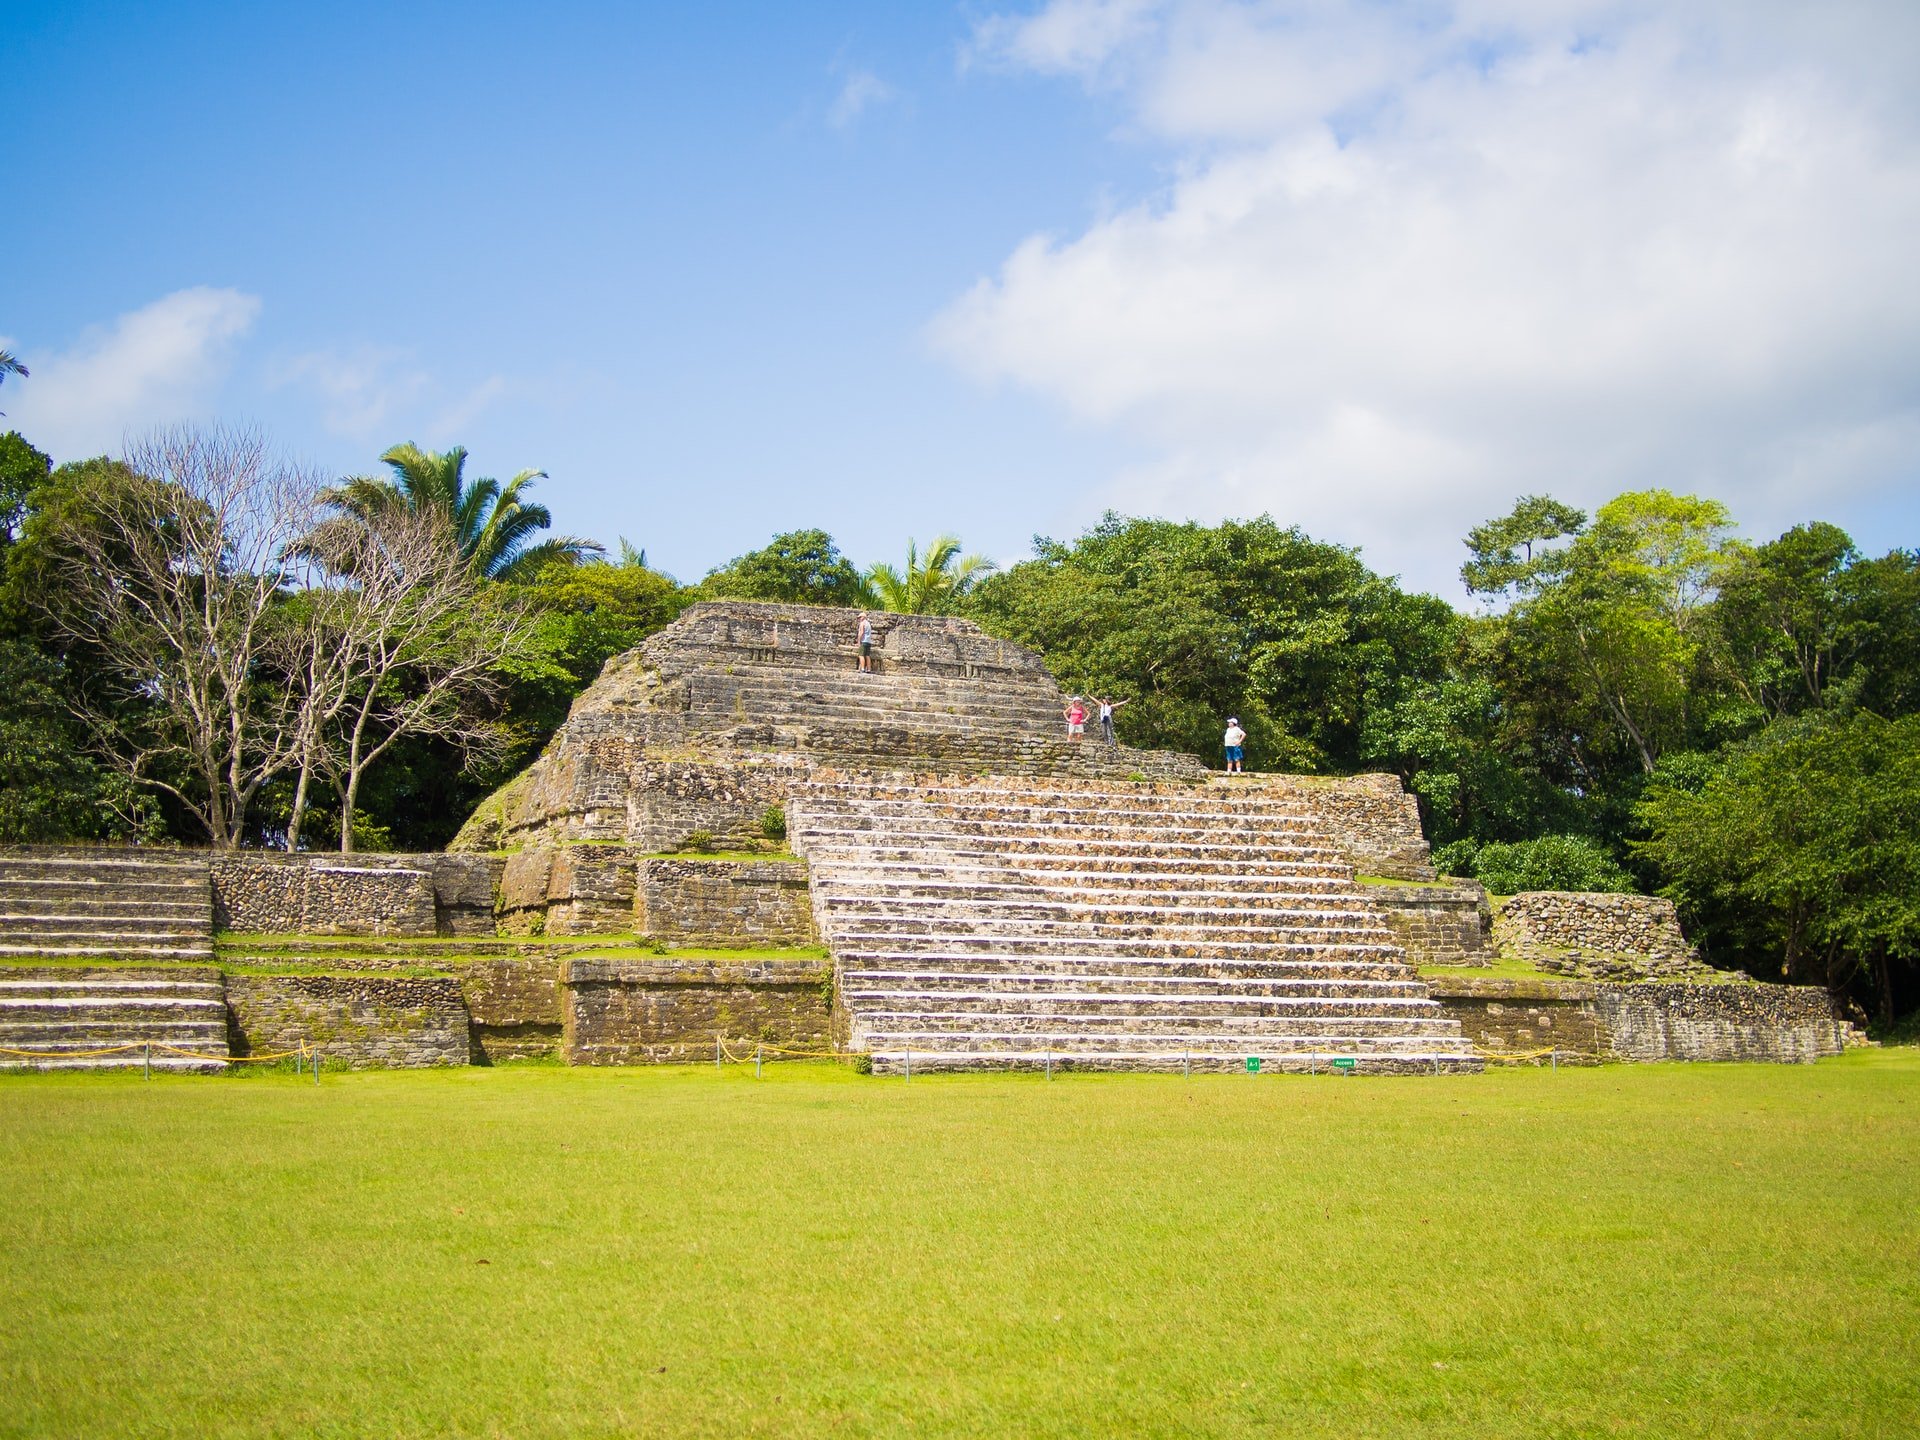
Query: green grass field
xmin=3 ymin=1055 xmax=1917 ymax=1438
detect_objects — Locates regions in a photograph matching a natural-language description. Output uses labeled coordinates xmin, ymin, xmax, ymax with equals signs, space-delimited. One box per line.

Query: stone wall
xmin=1363 ymin=882 xmax=1490 ymax=965
xmin=1495 ymin=891 xmax=1714 ymax=980
xmin=637 ymin=859 xmax=816 ymax=947
xmin=225 ymin=974 xmax=470 ymax=1067
xmin=1426 ymin=976 xmax=1853 ymax=1063
xmin=458 ymin=957 xmax=562 ymax=1061
xmin=1239 ymin=773 xmax=1435 ymax=880
xmin=1596 ymin=984 xmax=1853 ymax=1063
xmin=561 ymin=956 xmax=831 ymax=1064
xmin=498 ymin=846 xmax=648 ymax=935
xmin=211 ymin=853 xmax=501 ymax=937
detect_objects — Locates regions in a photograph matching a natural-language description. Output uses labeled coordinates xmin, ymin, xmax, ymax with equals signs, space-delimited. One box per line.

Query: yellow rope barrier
xmin=1478 ymin=1047 xmax=1559 ymax=1063
xmin=717 ymin=1037 xmax=853 ymax=1064
xmin=0 ymin=1040 xmax=318 ymax=1065
xmin=0 ymin=1041 xmax=149 ymax=1059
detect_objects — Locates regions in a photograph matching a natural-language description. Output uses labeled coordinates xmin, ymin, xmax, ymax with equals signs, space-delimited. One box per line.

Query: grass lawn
xmin=2 ymin=1055 xmax=1916 ymax=1438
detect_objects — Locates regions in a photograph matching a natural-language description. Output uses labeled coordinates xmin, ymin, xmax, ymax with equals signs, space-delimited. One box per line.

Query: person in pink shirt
xmin=1063 ymin=698 xmax=1087 ymax=740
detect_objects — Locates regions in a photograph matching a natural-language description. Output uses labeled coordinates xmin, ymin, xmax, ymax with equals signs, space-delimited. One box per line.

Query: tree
xmin=324 ymin=443 xmax=601 ymax=582
xmin=0 ymin=350 xmax=26 ymax=415
xmin=1491 ymin=491 xmax=1741 ymax=775
xmin=28 ymin=427 xmax=321 ymax=847
xmin=1460 ymin=494 xmax=1586 ymax=601
xmin=700 ymin=529 xmax=867 ymax=606
xmin=864 ymin=535 xmax=996 ymax=615
xmin=1637 ymin=711 xmax=1920 ymax=1023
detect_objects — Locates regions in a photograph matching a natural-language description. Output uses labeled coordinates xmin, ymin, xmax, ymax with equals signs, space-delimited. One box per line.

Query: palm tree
xmin=0 ymin=349 xmax=27 ymax=415
xmin=864 ymin=534 xmax=997 ymax=614
xmin=324 ymin=443 xmax=602 ymax=581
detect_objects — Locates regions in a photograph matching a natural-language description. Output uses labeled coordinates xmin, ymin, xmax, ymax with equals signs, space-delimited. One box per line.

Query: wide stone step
xmin=801 ymin=833 xmax=1344 ymax=864
xmin=864 ymin=1036 xmax=1474 ymax=1059
xmin=847 ymin=987 xmax=1449 ymax=1016
xmin=804 ymin=851 xmax=1354 ymax=880
xmin=0 ymin=901 xmax=212 ymax=924
xmin=812 ymin=877 xmax=1379 ymax=914
xmin=0 ymin=916 xmax=213 ymax=940
xmin=837 ymin=951 xmax=1415 ymax=981
xmin=0 ymin=876 xmax=209 ymax=898
xmin=0 ymin=941 xmax=217 ymax=961
xmin=831 ymin=932 xmax=1404 ymax=960
xmin=863 ymin=1049 xmax=1483 ymax=1074
xmin=798 ymin=816 xmax=1327 ymax=847
xmin=0 ymin=996 xmax=227 ymax=1024
xmin=0 ymin=1053 xmax=228 ymax=1073
xmin=841 ymin=966 xmax=1426 ymax=995
xmin=821 ymin=910 xmax=1391 ymax=944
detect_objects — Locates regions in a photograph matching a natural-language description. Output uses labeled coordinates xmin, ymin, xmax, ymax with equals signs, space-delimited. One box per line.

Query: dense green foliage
xmin=1435 ymin=834 xmax=1635 ymax=895
xmin=3 ymin=1059 xmax=1916 ymax=1437
xmin=1638 ymin=711 xmax=1920 ymax=1021
xmin=700 ymin=528 xmax=868 ymax=606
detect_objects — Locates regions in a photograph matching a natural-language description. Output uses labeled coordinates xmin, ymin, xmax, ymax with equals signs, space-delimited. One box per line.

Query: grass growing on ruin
xmin=3 ymin=1055 xmax=1916 ymax=1439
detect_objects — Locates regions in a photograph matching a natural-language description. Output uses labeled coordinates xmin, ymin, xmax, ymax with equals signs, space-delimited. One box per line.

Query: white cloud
xmin=3 ymin=288 xmax=259 ymax=462
xmin=941 ymin=1 xmax=1920 ymax=592
xmin=828 ymin=67 xmax=898 ymax=129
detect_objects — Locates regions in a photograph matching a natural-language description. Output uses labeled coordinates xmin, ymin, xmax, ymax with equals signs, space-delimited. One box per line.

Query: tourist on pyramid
xmin=1064 ymin=698 xmax=1087 ymax=740
xmin=1223 ymin=717 xmax=1247 ymax=773
xmin=856 ymin=612 xmax=874 ymax=672
xmin=1093 ymin=695 xmax=1130 ymax=745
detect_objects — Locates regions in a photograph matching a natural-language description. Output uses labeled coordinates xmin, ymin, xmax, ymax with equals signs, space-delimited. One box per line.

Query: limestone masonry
xmin=0 ymin=601 xmax=1862 ymax=1072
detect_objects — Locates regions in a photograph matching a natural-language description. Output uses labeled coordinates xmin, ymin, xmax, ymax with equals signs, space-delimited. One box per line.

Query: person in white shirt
xmin=1223 ymin=718 xmax=1246 ymax=773
xmin=1093 ymin=695 xmax=1129 ymax=745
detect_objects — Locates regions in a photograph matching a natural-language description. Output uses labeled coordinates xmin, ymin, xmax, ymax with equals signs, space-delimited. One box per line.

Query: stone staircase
xmin=0 ymin=965 xmax=229 ymax=1072
xmin=0 ymin=850 xmax=215 ymax=963
xmin=789 ymin=779 xmax=1483 ymax=1074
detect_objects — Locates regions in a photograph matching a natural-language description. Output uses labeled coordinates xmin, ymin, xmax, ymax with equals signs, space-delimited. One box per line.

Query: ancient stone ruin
xmin=0 ymin=600 xmax=1862 ymax=1071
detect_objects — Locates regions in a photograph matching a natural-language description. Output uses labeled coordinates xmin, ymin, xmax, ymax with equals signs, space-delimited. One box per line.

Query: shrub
xmin=759 ymin=805 xmax=787 ymax=842
xmin=1449 ymin=835 xmax=1634 ymax=895
xmin=681 ymin=830 xmax=716 ymax=853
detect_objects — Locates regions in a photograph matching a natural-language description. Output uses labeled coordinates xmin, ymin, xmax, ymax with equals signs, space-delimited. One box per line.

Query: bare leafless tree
xmin=46 ymin=426 xmax=322 ymax=847
xmin=278 ymin=505 xmax=536 ymax=851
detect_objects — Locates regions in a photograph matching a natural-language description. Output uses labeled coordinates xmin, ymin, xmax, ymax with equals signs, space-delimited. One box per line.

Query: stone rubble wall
xmin=225 ymin=974 xmax=470 ymax=1067
xmin=1426 ymin=976 xmax=1854 ymax=1063
xmin=561 ymin=957 xmax=831 ymax=1064
xmin=1494 ymin=891 xmax=1717 ymax=981
xmin=637 ymin=859 xmax=817 ymax=947
xmin=210 ymin=853 xmax=501 ymax=937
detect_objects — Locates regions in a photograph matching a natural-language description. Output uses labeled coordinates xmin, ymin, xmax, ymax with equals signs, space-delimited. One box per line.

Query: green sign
xmin=1331 ymin=1057 xmax=1357 ymax=1073
xmin=1245 ymin=1056 xmax=1261 ymax=1073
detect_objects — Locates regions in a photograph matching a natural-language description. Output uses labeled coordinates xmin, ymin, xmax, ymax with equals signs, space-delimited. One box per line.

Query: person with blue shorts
xmin=1223 ymin=717 xmax=1246 ymax=773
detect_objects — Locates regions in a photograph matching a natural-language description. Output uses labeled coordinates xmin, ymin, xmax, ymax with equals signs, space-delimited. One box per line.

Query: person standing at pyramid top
xmin=1064 ymin=697 xmax=1087 ymax=740
xmin=1223 ymin=717 xmax=1247 ymax=773
xmin=1093 ymin=695 xmax=1129 ymax=745
xmin=856 ymin=612 xmax=874 ymax=672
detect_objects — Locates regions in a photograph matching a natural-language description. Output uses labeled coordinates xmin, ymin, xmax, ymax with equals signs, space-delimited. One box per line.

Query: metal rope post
xmin=143 ymin=1042 xmax=151 ymax=1081
xmin=755 ymin=1044 xmax=763 ymax=1079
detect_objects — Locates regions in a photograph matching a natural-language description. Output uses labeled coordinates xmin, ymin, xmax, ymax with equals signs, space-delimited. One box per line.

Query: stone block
xmin=636 ymin=859 xmax=816 ymax=947
xmin=225 ymin=974 xmax=469 ymax=1068
xmin=560 ymin=956 xmax=831 ymax=1065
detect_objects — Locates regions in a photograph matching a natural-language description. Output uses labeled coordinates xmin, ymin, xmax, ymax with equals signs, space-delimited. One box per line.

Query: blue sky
xmin=8 ymin=1 xmax=1918 ymax=597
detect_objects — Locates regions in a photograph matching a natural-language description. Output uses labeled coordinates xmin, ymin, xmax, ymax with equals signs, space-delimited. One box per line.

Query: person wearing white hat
xmin=1222 ymin=717 xmax=1246 ymax=773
